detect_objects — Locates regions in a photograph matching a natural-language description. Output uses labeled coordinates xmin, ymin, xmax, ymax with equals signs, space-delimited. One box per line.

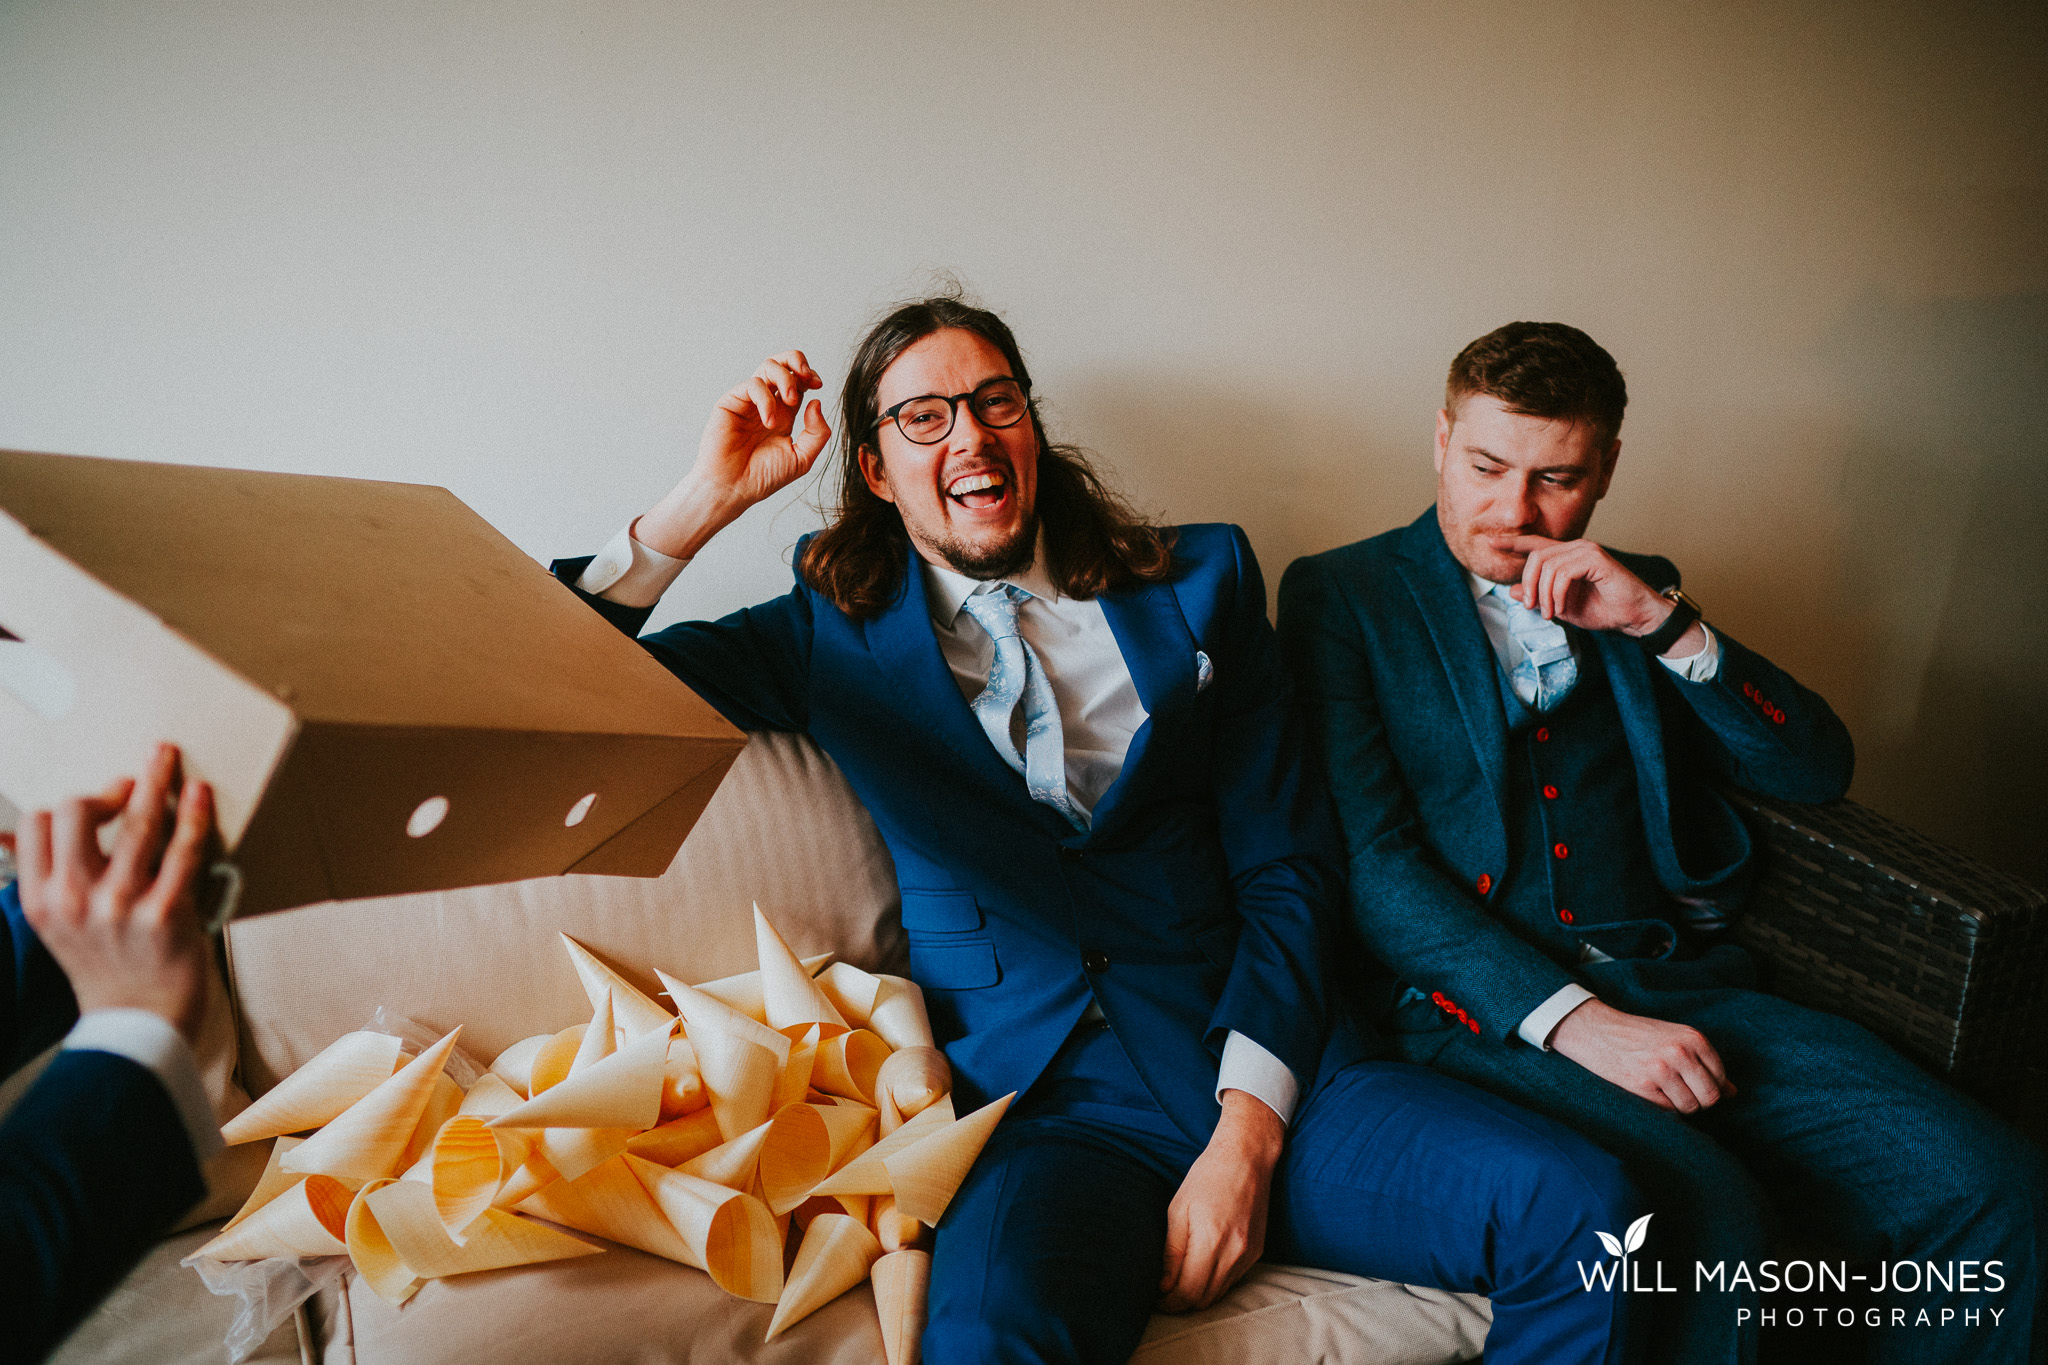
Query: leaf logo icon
xmin=1624 ymin=1213 xmax=1652 ymax=1254
xmin=1595 ymin=1230 xmax=1623 ymax=1258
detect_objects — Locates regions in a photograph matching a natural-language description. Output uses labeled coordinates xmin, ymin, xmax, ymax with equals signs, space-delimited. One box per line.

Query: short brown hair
xmin=1446 ymin=322 xmax=1627 ymax=446
xmin=799 ymin=289 xmax=1175 ymax=620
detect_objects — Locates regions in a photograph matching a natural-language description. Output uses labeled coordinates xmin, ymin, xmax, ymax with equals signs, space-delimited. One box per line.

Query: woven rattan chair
xmin=1729 ymin=793 xmax=2048 ymax=1125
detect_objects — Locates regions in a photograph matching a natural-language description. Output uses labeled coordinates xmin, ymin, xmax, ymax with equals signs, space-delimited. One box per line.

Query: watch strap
xmin=1636 ymin=587 xmax=1701 ymax=656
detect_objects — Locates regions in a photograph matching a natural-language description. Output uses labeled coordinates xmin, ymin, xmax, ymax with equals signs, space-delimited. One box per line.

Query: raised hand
xmin=1504 ymin=536 xmax=1696 ymax=652
xmin=637 ymin=351 xmax=834 ymax=560
xmin=16 ymin=743 xmax=217 ymax=1043
xmin=1550 ymin=998 xmax=1736 ymax=1113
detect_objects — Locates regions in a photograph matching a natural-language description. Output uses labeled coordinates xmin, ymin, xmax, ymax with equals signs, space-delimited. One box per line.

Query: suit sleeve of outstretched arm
xmin=1629 ymin=560 xmax=1853 ymax=804
xmin=1277 ymin=554 xmax=1578 ymax=1042
xmin=0 ymin=1048 xmax=205 ymax=1362
xmin=1200 ymin=528 xmax=1341 ymax=1091
xmin=551 ymin=550 xmax=816 ymax=735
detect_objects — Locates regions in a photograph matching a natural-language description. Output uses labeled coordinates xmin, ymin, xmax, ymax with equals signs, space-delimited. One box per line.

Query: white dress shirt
xmin=577 ymin=523 xmax=1301 ymax=1124
xmin=1463 ymin=571 xmax=1720 ymax=1048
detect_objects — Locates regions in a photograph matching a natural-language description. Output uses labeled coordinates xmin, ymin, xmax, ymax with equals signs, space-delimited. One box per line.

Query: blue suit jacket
xmin=1276 ymin=509 xmax=1854 ymax=1041
xmin=557 ymin=522 xmax=1363 ymax=1144
xmin=0 ymin=882 xmax=205 ymax=1362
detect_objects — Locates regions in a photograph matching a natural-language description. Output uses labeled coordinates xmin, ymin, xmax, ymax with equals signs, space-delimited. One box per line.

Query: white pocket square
xmin=1195 ymin=650 xmax=1214 ymax=692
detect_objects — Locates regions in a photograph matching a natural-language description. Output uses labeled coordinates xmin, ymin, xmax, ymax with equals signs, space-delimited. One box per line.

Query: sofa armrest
xmin=1726 ymin=792 xmax=2048 ymax=1111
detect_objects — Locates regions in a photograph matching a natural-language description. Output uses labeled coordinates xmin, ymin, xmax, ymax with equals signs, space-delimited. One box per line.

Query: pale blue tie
xmin=1495 ymin=585 xmax=1579 ymax=712
xmin=959 ymin=585 xmax=1088 ymax=829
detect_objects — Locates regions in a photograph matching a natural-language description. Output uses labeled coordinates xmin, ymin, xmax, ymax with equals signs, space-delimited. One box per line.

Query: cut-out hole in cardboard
xmin=406 ymin=796 xmax=449 ymax=838
xmin=564 ymin=792 xmax=597 ymax=827
xmin=0 ymin=623 xmax=77 ymax=719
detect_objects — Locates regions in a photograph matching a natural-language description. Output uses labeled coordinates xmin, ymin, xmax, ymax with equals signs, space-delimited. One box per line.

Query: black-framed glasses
xmin=872 ymin=377 xmax=1031 ymax=445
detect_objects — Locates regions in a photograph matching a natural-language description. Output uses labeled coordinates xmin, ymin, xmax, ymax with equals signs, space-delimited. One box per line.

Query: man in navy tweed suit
xmin=1278 ymin=321 xmax=2045 ymax=1364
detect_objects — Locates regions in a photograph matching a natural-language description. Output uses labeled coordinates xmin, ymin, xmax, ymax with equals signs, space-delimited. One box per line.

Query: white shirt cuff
xmin=575 ymin=522 xmax=690 ymax=609
xmin=63 ymin=1009 xmax=223 ymax=1163
xmin=1216 ymin=1030 xmax=1299 ymax=1127
xmin=1655 ymin=622 xmax=1721 ymax=682
xmin=1516 ymin=984 xmax=1596 ymax=1051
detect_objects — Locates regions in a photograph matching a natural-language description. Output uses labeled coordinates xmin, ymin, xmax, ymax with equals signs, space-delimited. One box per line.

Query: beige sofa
xmin=51 ymin=732 xmax=1492 ymax=1365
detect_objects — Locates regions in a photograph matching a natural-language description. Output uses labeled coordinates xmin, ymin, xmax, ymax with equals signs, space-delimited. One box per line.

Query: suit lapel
xmin=1396 ymin=513 xmax=1509 ymax=826
xmin=1090 ymin=580 xmax=1198 ymax=836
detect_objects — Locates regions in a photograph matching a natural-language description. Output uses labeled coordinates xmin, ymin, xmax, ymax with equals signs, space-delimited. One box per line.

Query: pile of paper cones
xmin=190 ymin=907 xmax=1010 ymax=1363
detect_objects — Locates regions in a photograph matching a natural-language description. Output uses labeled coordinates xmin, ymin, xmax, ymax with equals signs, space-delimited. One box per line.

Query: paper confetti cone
xmin=367 ymin=1178 xmax=602 ymax=1279
xmin=282 ymin=1030 xmax=463 ymax=1182
xmin=811 ymin=1029 xmax=890 ymax=1105
xmin=395 ymin=1073 xmax=464 ymax=1174
xmin=884 ymin=1093 xmax=1016 ymax=1224
xmin=459 ymin=1072 xmax=537 ymax=1170
xmin=346 ymin=1178 xmax=424 ymax=1306
xmin=758 ymin=1102 xmax=878 ymax=1215
xmin=794 ymin=1192 xmax=871 ymax=1232
xmin=678 ymin=1118 xmax=773 ymax=1191
xmin=571 ymin=992 xmax=618 ymax=1074
xmin=400 ymin=1114 xmax=503 ymax=1242
xmin=489 ymin=1020 xmax=670 ymax=1131
xmin=221 ymin=1135 xmax=305 ymax=1231
xmin=815 ymin=962 xmax=884 ymax=1030
xmin=867 ymin=976 xmax=935 ymax=1052
xmin=627 ymin=1108 xmax=725 ymax=1168
xmin=771 ymin=1030 xmax=819 ymax=1116
xmin=686 ymin=1016 xmax=781 ymax=1142
xmin=661 ymin=1036 xmax=705 ymax=1120
xmin=533 ymin=1125 xmax=635 ymax=1182
xmin=221 ymin=1031 xmax=406 ymax=1144
xmin=658 ymin=971 xmax=792 ymax=1069
xmin=870 ymin=1196 xmax=928 ymax=1253
xmin=628 ymin=1155 xmax=785 ymax=1302
xmin=765 ymin=1212 xmax=882 ymax=1342
xmin=560 ymin=934 xmax=676 ymax=1039
xmin=872 ymin=1248 xmax=932 ymax=1365
xmin=693 ymin=953 xmax=836 ymax=1023
xmin=487 ymin=1034 xmax=552 ymax=1097
xmin=527 ymin=1026 xmax=588 ymax=1097
xmin=493 ymin=1151 xmax=559 ymax=1209
xmin=753 ymin=905 xmax=849 ymax=1039
xmin=518 ymin=1154 xmax=697 ymax=1264
xmin=192 ymin=1175 xmax=352 ymax=1260
xmin=873 ymin=1047 xmax=951 ymax=1136
xmin=808 ymin=1096 xmax=956 ymax=1197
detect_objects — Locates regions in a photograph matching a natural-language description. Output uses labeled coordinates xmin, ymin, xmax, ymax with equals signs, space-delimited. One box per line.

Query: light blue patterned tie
xmin=959 ymin=585 xmax=1088 ymax=829
xmin=1495 ymin=585 xmax=1579 ymax=712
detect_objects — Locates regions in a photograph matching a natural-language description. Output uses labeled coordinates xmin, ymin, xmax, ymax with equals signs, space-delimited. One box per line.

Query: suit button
xmin=1553 ymin=842 xmax=1570 ymax=860
xmin=1060 ymin=847 xmax=1083 ymax=864
xmin=1558 ymin=908 xmax=1575 ymax=924
xmin=1475 ymin=873 xmax=1492 ymax=896
xmin=1543 ymin=784 xmax=1559 ymax=800
xmin=1083 ymin=951 xmax=1109 ymax=973
xmin=1535 ymin=727 xmax=1551 ymax=742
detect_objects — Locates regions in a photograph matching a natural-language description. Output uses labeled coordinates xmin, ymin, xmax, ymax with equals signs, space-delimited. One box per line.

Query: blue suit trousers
xmin=926 ymin=1020 xmax=1642 ymax=1364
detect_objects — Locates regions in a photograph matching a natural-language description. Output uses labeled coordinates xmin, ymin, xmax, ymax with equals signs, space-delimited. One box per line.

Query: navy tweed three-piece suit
xmin=1278 ymin=508 xmax=2046 ymax=1365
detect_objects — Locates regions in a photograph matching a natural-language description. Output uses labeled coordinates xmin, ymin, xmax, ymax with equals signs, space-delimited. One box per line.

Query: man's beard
xmin=912 ymin=505 xmax=1040 ymax=581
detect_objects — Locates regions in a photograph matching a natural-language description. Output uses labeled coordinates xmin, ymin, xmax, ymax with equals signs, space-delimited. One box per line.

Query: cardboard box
xmin=0 ymin=449 xmax=745 ymax=918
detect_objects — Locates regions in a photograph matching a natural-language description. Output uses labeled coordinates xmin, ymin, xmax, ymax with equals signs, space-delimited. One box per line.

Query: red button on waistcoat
xmin=1535 ymin=727 xmax=1551 ymax=742
xmin=1554 ymin=842 xmax=1570 ymax=860
xmin=1543 ymin=784 xmax=1560 ymax=800
xmin=1476 ymin=873 xmax=1493 ymax=895
xmin=1558 ymin=908 xmax=1576 ymax=924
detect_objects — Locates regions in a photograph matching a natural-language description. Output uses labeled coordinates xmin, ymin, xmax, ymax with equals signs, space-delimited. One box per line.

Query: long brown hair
xmin=800 ymin=291 xmax=1176 ymax=620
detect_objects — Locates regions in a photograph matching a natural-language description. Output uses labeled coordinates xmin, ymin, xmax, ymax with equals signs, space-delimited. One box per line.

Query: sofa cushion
xmin=1135 ymin=1264 xmax=1489 ymax=1364
xmin=225 ymin=732 xmax=905 ymax=1087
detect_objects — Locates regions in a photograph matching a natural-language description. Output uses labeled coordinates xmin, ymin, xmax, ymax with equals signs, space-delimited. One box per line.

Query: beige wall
xmin=2 ymin=1 xmax=2042 ymax=883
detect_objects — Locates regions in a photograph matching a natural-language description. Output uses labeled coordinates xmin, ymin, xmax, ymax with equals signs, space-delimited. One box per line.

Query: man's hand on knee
xmin=1550 ymin=998 xmax=1736 ymax=1113
xmin=1157 ymin=1089 xmax=1283 ymax=1313
xmin=16 ymin=742 xmax=217 ymax=1044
